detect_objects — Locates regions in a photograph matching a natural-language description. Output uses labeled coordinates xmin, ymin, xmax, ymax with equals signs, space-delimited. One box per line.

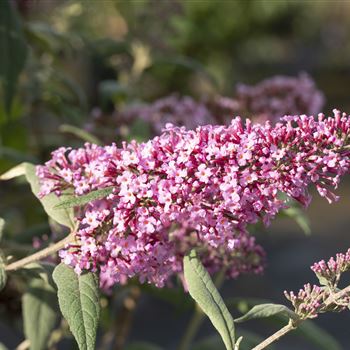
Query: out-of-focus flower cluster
xmin=85 ymin=73 xmax=324 ymax=142
xmin=285 ymin=248 xmax=350 ymax=319
xmin=38 ymin=110 xmax=350 ymax=289
xmin=236 ymin=73 xmax=324 ymax=122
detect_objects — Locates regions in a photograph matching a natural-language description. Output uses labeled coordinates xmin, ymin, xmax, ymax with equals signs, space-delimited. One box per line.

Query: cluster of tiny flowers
xmin=236 ymin=73 xmax=324 ymax=122
xmin=38 ymin=110 xmax=350 ymax=289
xmin=285 ymin=249 xmax=350 ymax=319
xmin=311 ymin=249 xmax=350 ymax=287
xmin=85 ymin=73 xmax=323 ymax=142
xmin=284 ymin=284 xmax=329 ymax=319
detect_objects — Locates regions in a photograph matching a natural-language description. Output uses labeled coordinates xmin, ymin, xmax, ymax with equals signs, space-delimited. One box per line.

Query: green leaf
xmin=0 ymin=253 xmax=7 ymax=292
xmin=0 ymin=163 xmax=75 ymax=229
xmin=59 ymin=124 xmax=102 ymax=145
xmin=53 ymin=263 xmax=100 ymax=350
xmin=0 ymin=0 xmax=28 ymax=114
xmin=125 ymin=342 xmax=163 ymax=350
xmin=183 ymin=250 xmax=235 ymax=350
xmin=22 ymin=278 xmax=58 ymax=350
xmin=0 ymin=217 xmax=4 ymax=241
xmin=234 ymin=303 xmax=299 ymax=323
xmin=54 ymin=187 xmax=114 ymax=210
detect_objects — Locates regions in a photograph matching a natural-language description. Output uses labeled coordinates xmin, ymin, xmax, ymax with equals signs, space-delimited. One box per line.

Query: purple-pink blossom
xmin=38 ymin=110 xmax=350 ymax=289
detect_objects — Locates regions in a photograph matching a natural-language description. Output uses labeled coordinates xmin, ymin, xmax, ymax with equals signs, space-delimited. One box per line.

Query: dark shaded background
xmin=1 ymin=1 xmax=350 ymax=349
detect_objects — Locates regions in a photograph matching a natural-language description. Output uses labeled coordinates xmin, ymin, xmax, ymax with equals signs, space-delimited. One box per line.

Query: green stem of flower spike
xmin=5 ymin=232 xmax=75 ymax=271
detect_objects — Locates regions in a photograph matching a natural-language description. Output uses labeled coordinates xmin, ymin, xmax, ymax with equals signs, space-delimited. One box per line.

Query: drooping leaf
xmin=0 ymin=163 xmax=75 ymax=229
xmin=183 ymin=250 xmax=235 ymax=350
xmin=234 ymin=303 xmax=299 ymax=323
xmin=54 ymin=187 xmax=114 ymax=210
xmin=0 ymin=253 xmax=7 ymax=292
xmin=0 ymin=0 xmax=28 ymax=114
xmin=125 ymin=342 xmax=163 ymax=350
xmin=22 ymin=278 xmax=58 ymax=350
xmin=53 ymin=263 xmax=100 ymax=350
xmin=59 ymin=124 xmax=102 ymax=145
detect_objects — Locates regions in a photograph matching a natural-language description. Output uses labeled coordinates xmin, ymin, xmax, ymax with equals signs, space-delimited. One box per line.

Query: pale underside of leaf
xmin=234 ymin=303 xmax=299 ymax=323
xmin=184 ymin=250 xmax=235 ymax=350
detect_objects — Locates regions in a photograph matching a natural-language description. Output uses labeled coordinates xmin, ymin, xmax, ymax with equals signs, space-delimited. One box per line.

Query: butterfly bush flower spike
xmin=38 ymin=109 xmax=350 ymax=290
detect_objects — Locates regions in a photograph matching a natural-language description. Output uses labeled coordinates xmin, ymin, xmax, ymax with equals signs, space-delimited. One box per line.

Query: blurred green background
xmin=1 ymin=1 xmax=350 ymax=349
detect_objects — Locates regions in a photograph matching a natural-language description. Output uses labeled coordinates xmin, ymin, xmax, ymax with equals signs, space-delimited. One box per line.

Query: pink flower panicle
xmin=311 ymin=249 xmax=350 ymax=287
xmin=284 ymin=284 xmax=329 ymax=319
xmin=285 ymin=249 xmax=350 ymax=319
xmin=38 ymin=110 xmax=350 ymax=289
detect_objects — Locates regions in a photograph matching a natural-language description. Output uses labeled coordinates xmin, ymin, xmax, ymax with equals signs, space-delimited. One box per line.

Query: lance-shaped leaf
xmin=183 ymin=250 xmax=235 ymax=350
xmin=0 ymin=163 xmax=75 ymax=229
xmin=22 ymin=278 xmax=58 ymax=350
xmin=234 ymin=303 xmax=299 ymax=323
xmin=54 ymin=187 xmax=114 ymax=210
xmin=53 ymin=263 xmax=100 ymax=350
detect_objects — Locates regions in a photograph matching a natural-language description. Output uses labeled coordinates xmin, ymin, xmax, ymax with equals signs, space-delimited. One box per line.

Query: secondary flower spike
xmin=37 ymin=110 xmax=350 ymax=289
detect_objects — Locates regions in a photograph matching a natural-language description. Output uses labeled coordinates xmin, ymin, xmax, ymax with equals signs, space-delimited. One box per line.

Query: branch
xmin=253 ymin=283 xmax=350 ymax=350
xmin=324 ymin=284 xmax=350 ymax=307
xmin=251 ymin=319 xmax=297 ymax=350
xmin=5 ymin=232 xmax=75 ymax=271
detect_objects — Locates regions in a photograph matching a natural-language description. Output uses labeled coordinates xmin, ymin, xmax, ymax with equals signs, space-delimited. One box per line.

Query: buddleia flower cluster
xmin=38 ymin=110 xmax=350 ymax=289
xmin=285 ymin=248 xmax=350 ymax=319
xmin=86 ymin=73 xmax=324 ymax=142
